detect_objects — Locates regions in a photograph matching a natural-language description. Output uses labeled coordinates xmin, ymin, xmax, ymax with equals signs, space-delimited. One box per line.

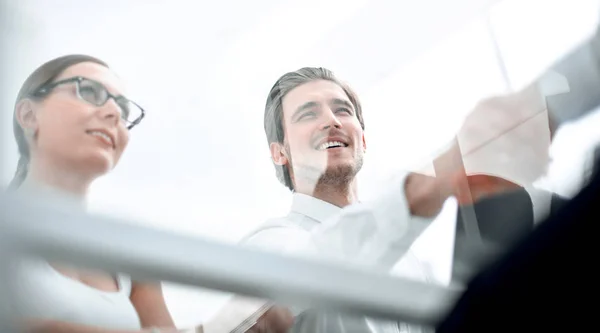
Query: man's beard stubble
xmin=286 ymin=144 xmax=364 ymax=190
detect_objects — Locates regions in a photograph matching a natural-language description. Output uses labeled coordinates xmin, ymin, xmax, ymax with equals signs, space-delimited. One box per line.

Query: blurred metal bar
xmin=0 ymin=192 xmax=462 ymax=326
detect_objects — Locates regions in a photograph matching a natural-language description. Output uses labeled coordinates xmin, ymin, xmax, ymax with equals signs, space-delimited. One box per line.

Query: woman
xmin=6 ymin=54 xmax=201 ymax=333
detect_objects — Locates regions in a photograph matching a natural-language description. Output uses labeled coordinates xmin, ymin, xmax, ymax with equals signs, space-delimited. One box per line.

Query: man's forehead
xmin=283 ymin=80 xmax=349 ymax=110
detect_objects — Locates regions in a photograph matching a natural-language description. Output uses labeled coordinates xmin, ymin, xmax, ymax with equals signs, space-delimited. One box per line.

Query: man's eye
xmin=337 ymin=108 xmax=352 ymax=114
xmin=298 ymin=112 xmax=316 ymax=120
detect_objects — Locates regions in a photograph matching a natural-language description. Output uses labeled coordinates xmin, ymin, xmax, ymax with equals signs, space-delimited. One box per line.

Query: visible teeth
xmin=89 ymin=131 xmax=113 ymax=145
xmin=318 ymin=141 xmax=345 ymax=150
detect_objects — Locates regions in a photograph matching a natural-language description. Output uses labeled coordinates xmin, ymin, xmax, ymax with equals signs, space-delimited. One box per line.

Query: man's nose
xmin=320 ymin=108 xmax=342 ymax=130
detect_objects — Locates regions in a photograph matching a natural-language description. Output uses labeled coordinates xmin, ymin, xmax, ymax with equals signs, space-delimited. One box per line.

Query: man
xmin=246 ymin=67 xmax=453 ymax=252
xmin=211 ymin=60 xmax=559 ymax=332
xmin=238 ymin=68 xmax=450 ymax=333
xmin=236 ymin=67 xmax=545 ymax=333
xmin=205 ymin=67 xmax=453 ymax=333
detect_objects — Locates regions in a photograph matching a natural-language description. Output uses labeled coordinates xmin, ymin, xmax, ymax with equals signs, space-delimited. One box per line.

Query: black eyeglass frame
xmin=31 ymin=76 xmax=145 ymax=130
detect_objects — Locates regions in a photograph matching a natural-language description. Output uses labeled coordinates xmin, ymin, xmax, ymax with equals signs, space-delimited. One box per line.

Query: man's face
xmin=271 ymin=80 xmax=366 ymax=188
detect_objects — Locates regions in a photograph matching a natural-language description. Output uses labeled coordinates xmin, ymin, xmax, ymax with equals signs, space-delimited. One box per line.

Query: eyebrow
xmin=331 ymin=98 xmax=354 ymax=111
xmin=88 ymin=78 xmax=127 ymax=99
xmin=292 ymin=98 xmax=354 ymax=119
xmin=292 ymin=101 xmax=319 ymax=119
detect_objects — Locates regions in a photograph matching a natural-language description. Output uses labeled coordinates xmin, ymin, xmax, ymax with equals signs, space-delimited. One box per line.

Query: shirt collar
xmin=290 ymin=192 xmax=342 ymax=223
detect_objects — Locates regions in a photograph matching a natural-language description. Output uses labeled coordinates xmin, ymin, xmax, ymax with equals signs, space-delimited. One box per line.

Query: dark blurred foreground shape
xmin=452 ymin=187 xmax=569 ymax=283
xmin=438 ymin=154 xmax=598 ymax=332
xmin=437 ymin=23 xmax=600 ymax=332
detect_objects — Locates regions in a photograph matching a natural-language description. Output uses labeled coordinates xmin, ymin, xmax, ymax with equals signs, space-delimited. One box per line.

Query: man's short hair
xmin=263 ymin=67 xmax=365 ymax=191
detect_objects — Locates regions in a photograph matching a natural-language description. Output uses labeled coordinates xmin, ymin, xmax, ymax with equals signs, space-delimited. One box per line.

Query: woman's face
xmin=24 ymin=62 xmax=131 ymax=177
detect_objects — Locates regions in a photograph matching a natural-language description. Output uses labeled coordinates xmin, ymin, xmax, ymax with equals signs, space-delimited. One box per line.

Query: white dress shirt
xmin=240 ymin=173 xmax=449 ymax=333
xmin=244 ymin=174 xmax=434 ymax=270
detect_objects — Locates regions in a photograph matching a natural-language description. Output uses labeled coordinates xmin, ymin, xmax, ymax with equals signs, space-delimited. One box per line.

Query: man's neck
xmin=295 ymin=180 xmax=359 ymax=208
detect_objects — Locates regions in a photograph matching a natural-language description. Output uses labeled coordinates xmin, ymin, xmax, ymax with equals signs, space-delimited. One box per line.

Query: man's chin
xmin=293 ymin=157 xmax=362 ymax=184
xmin=325 ymin=162 xmax=354 ymax=172
xmin=321 ymin=163 xmax=359 ymax=181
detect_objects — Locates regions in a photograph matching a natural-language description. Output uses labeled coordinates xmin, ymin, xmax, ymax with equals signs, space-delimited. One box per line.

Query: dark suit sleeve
xmin=452 ymin=188 xmax=534 ymax=283
xmin=455 ymin=188 xmax=534 ymax=245
xmin=438 ymin=168 xmax=598 ymax=332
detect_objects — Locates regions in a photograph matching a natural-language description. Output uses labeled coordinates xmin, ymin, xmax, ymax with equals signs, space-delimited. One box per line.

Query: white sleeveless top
xmin=8 ymin=258 xmax=141 ymax=330
xmin=6 ymin=182 xmax=141 ymax=329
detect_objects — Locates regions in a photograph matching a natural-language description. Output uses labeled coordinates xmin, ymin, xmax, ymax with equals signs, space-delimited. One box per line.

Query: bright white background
xmin=1 ymin=0 xmax=599 ymax=326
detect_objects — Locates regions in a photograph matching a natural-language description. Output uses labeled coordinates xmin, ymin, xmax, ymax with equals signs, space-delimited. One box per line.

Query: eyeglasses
xmin=33 ymin=76 xmax=145 ymax=130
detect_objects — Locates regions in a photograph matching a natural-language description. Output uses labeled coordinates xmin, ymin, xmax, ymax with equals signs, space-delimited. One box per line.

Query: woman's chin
xmin=81 ymin=154 xmax=116 ymax=177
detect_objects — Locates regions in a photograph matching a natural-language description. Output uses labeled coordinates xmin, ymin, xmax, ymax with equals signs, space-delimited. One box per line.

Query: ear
xmin=15 ymin=99 xmax=39 ymax=133
xmin=270 ymin=142 xmax=289 ymax=166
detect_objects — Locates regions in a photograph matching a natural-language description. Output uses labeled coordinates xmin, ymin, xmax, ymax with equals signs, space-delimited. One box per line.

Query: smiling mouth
xmin=87 ymin=130 xmax=114 ymax=148
xmin=316 ymin=141 xmax=349 ymax=150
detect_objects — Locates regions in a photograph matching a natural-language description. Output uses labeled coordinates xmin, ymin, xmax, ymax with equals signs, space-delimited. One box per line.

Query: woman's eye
xmin=79 ymin=86 xmax=100 ymax=100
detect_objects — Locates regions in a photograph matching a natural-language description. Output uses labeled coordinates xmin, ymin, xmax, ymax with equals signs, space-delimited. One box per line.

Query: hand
xmin=456 ymin=83 xmax=553 ymax=186
xmin=247 ymin=306 xmax=294 ymax=333
xmin=404 ymin=173 xmax=451 ymax=217
xmin=421 ymin=84 xmax=553 ymax=206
